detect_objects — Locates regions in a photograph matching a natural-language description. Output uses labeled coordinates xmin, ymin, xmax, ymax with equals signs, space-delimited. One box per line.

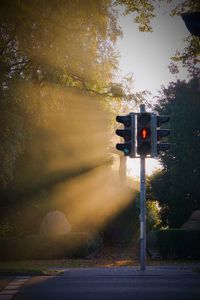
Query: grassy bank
xmin=0 ymin=245 xmax=200 ymax=275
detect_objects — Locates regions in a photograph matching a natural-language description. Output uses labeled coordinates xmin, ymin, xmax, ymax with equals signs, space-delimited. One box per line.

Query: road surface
xmin=1 ymin=265 xmax=200 ymax=300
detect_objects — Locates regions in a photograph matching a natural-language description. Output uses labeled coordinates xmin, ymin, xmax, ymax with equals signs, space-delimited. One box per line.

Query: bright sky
xmin=116 ymin=1 xmax=190 ymax=177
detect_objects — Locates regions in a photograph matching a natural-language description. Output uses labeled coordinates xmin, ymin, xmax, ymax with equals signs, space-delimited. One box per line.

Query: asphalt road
xmin=2 ymin=265 xmax=200 ymax=300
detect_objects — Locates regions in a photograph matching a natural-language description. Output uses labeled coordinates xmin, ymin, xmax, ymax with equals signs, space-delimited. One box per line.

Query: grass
xmin=1 ymin=258 xmax=199 ymax=275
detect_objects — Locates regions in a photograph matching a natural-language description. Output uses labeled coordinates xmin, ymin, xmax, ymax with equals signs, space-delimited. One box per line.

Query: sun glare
xmin=127 ymin=157 xmax=162 ymax=178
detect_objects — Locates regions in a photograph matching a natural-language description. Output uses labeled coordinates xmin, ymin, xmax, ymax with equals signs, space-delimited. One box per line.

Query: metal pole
xmin=140 ymin=104 xmax=146 ymax=270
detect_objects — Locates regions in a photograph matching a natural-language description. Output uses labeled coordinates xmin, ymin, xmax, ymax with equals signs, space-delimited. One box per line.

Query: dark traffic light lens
xmin=137 ymin=142 xmax=151 ymax=156
xmin=116 ymin=129 xmax=131 ymax=141
xmin=139 ymin=127 xmax=151 ymax=139
xmin=138 ymin=113 xmax=151 ymax=125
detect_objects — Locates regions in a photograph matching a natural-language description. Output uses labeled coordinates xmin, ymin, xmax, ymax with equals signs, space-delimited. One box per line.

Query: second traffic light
xmin=156 ymin=115 xmax=170 ymax=155
xmin=137 ymin=112 xmax=153 ymax=157
xmin=116 ymin=113 xmax=135 ymax=157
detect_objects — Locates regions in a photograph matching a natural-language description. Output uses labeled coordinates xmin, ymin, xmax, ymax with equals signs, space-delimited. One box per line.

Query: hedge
xmin=0 ymin=232 xmax=102 ymax=261
xmin=155 ymin=229 xmax=200 ymax=259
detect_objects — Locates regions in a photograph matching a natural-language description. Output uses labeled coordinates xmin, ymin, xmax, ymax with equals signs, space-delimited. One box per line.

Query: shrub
xmin=0 ymin=220 xmax=13 ymax=237
xmin=0 ymin=232 xmax=102 ymax=261
xmin=155 ymin=229 xmax=200 ymax=259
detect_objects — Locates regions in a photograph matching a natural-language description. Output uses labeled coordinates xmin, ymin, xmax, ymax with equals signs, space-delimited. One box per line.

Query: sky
xmin=116 ymin=1 xmax=190 ymax=177
xmin=116 ymin=1 xmax=189 ymax=96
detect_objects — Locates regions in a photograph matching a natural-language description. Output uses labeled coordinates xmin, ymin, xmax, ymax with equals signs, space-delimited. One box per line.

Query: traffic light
xmin=115 ymin=113 xmax=135 ymax=157
xmin=137 ymin=113 xmax=153 ymax=157
xmin=156 ymin=115 xmax=170 ymax=155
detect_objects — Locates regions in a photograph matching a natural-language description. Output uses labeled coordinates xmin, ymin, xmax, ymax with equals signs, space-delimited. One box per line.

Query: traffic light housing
xmin=156 ymin=115 xmax=170 ymax=155
xmin=137 ymin=113 xmax=153 ymax=157
xmin=115 ymin=113 xmax=135 ymax=157
xmin=116 ymin=111 xmax=170 ymax=158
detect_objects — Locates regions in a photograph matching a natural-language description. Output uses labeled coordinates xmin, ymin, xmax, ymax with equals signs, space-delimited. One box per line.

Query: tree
xmin=0 ymin=0 xmax=159 ymax=236
xmin=0 ymin=0 xmax=122 ymax=188
xmin=0 ymin=0 xmax=158 ymax=189
xmin=148 ymin=78 xmax=200 ymax=227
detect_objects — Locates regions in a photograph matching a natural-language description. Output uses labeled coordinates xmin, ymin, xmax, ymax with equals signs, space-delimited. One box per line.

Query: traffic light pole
xmin=140 ymin=104 xmax=146 ymax=270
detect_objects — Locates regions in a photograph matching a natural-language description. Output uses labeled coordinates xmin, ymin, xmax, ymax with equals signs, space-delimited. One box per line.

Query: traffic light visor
xmin=157 ymin=116 xmax=170 ymax=127
xmin=116 ymin=115 xmax=131 ymax=127
xmin=116 ymin=129 xmax=131 ymax=141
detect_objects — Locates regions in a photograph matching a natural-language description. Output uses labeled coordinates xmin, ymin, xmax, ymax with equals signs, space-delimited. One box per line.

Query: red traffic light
xmin=139 ymin=128 xmax=151 ymax=140
xmin=137 ymin=112 xmax=152 ymax=156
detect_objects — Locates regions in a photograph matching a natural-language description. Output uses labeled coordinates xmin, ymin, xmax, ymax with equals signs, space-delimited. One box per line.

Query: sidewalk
xmin=54 ymin=263 xmax=200 ymax=276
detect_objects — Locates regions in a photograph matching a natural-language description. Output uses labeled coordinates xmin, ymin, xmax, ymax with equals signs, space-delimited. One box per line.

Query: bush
xmin=0 ymin=220 xmax=14 ymax=237
xmin=0 ymin=232 xmax=102 ymax=261
xmin=155 ymin=229 xmax=200 ymax=259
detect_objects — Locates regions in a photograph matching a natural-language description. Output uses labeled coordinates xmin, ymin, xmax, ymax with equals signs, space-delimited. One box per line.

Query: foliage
xmin=0 ymin=0 xmax=122 ymax=189
xmin=168 ymin=0 xmax=200 ymax=77
xmin=146 ymin=200 xmax=161 ymax=231
xmin=136 ymin=197 xmax=161 ymax=232
xmin=0 ymin=0 xmax=159 ymax=192
xmin=0 ymin=220 xmax=25 ymax=238
xmin=103 ymin=190 xmax=161 ymax=246
xmin=2 ymin=0 xmax=198 ymax=239
xmin=115 ymin=0 xmax=156 ymax=32
xmin=0 ymin=1 xmax=117 ymax=239
xmin=169 ymin=35 xmax=200 ymax=78
xmin=118 ymin=0 xmax=200 ymax=77
xmin=155 ymin=229 xmax=200 ymax=259
xmin=0 ymin=219 xmax=13 ymax=237
xmin=0 ymin=0 xmax=169 ymax=238
xmin=148 ymin=78 xmax=200 ymax=227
